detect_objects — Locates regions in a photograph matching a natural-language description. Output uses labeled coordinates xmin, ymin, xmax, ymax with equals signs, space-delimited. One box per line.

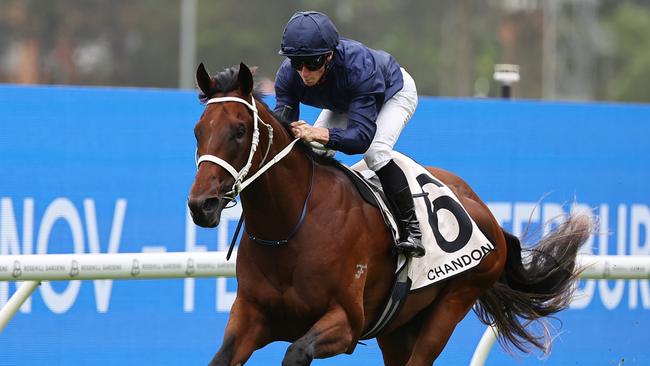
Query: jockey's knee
xmin=364 ymin=147 xmax=392 ymax=172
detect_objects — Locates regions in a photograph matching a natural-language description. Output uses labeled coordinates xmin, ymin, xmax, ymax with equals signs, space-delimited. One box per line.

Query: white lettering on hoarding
xmin=216 ymin=206 xmax=240 ymax=313
xmin=0 ymin=197 xmax=126 ymax=313
xmin=597 ymin=204 xmax=625 ymax=310
xmin=488 ymin=202 xmax=650 ymax=310
xmin=183 ymin=208 xmax=205 ymax=313
xmin=1 ymin=198 xmax=34 ymax=312
xmin=629 ymin=204 xmax=650 ymax=308
xmin=182 ymin=204 xmax=240 ymax=313
xmin=84 ymin=199 xmax=127 ymax=313
xmin=37 ymin=198 xmax=84 ymax=314
xmin=1 ymin=198 xmax=648 ymax=314
xmin=512 ymin=202 xmax=540 ymax=238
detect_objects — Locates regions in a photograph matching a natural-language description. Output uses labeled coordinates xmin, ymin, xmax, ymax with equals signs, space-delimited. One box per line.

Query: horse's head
xmin=188 ymin=62 xmax=262 ymax=227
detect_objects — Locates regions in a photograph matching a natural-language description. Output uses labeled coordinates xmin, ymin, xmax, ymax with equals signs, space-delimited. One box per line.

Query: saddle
xmin=332 ymin=160 xmax=397 ymax=233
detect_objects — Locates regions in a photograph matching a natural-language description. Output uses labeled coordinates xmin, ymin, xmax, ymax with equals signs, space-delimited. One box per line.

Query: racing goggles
xmin=289 ymin=53 xmax=329 ymax=71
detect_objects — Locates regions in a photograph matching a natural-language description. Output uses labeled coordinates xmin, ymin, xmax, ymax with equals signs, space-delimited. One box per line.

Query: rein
xmin=195 ymin=95 xmax=309 ymax=253
xmin=246 ymin=157 xmax=314 ymax=246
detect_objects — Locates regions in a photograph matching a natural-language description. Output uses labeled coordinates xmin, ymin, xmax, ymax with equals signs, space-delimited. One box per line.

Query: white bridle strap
xmin=196 ymin=95 xmax=298 ymax=198
xmin=196 ymin=153 xmax=239 ymax=178
xmin=239 ymin=138 xmax=300 ymax=191
xmin=207 ymin=95 xmax=256 ymax=108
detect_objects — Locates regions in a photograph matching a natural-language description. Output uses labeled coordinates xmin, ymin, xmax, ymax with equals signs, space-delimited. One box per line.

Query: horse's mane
xmin=198 ymin=65 xmax=339 ymax=167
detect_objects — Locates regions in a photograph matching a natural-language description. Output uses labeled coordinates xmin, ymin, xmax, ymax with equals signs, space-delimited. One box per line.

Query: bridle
xmin=195 ymin=95 xmax=300 ymax=201
xmin=195 ymin=94 xmax=313 ymax=249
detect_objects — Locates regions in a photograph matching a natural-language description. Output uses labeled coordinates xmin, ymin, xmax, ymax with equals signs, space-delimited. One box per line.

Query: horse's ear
xmin=196 ymin=63 xmax=213 ymax=96
xmin=238 ymin=62 xmax=254 ymax=96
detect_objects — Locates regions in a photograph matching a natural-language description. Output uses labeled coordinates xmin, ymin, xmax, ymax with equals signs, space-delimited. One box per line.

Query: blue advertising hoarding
xmin=0 ymin=85 xmax=648 ymax=365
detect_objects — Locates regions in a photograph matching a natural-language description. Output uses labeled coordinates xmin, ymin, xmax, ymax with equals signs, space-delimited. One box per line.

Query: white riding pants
xmin=314 ymin=68 xmax=418 ymax=171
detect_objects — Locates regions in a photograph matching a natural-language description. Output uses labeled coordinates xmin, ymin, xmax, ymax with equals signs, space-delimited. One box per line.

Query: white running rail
xmin=1 ymin=252 xmax=649 ymax=361
xmin=469 ymin=254 xmax=650 ymax=366
xmin=0 ymin=251 xmax=236 ymax=332
xmin=0 ymin=251 xmax=236 ymax=281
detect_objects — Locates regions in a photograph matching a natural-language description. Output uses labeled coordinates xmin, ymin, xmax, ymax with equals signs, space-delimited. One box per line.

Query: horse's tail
xmin=473 ymin=214 xmax=593 ymax=355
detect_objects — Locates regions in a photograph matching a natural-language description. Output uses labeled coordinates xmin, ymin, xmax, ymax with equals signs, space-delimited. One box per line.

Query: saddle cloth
xmin=350 ymin=151 xmax=495 ymax=291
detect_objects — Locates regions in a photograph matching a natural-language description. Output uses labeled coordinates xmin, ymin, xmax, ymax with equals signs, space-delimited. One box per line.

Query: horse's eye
xmin=236 ymin=124 xmax=246 ymax=139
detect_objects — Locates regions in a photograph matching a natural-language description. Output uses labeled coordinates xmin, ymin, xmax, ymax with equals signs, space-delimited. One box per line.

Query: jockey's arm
xmin=273 ymin=66 xmax=300 ymax=122
xmin=324 ymin=94 xmax=377 ymax=155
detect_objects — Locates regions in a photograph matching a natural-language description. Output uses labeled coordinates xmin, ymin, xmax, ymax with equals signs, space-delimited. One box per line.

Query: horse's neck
xmin=239 ymin=106 xmax=313 ymax=240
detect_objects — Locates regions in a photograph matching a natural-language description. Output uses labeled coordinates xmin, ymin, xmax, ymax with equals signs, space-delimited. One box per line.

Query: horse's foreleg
xmin=282 ymin=305 xmax=354 ymax=366
xmin=209 ymin=299 xmax=269 ymax=366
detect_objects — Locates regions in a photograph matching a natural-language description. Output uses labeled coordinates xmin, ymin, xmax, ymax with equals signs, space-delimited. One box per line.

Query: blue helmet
xmin=278 ymin=11 xmax=339 ymax=57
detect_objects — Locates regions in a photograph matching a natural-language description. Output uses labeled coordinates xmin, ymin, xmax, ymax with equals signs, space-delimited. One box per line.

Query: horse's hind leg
xmin=410 ymin=271 xmax=497 ymax=365
xmin=400 ymin=191 xmax=506 ymax=365
xmin=376 ymin=316 xmax=422 ymax=366
xmin=282 ymin=305 xmax=354 ymax=366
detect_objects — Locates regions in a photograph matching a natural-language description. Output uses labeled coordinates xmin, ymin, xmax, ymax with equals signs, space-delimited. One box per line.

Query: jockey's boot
xmin=376 ymin=160 xmax=425 ymax=258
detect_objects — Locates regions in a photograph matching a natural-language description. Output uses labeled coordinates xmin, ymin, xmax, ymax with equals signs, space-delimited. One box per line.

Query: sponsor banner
xmin=0 ymin=86 xmax=648 ymax=365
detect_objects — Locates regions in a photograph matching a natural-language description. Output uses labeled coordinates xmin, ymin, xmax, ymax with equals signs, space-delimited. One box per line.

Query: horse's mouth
xmin=188 ymin=196 xmax=227 ymax=228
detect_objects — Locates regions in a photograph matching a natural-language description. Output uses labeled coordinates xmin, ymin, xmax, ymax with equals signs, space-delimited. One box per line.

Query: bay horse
xmin=187 ymin=62 xmax=592 ymax=366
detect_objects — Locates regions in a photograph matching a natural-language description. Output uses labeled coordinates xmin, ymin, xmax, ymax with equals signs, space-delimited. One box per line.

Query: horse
xmin=187 ymin=62 xmax=592 ymax=366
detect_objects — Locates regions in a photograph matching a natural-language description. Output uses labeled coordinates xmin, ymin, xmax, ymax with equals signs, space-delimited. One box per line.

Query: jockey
xmin=274 ymin=11 xmax=425 ymax=258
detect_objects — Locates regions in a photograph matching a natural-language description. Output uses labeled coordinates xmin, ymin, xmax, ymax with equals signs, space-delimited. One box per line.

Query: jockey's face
xmin=297 ymin=64 xmax=325 ymax=86
xmin=290 ymin=52 xmax=332 ymax=87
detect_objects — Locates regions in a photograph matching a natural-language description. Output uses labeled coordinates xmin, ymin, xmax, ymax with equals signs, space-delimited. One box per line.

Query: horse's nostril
xmin=202 ymin=197 xmax=220 ymax=212
xmin=188 ymin=197 xmax=202 ymax=213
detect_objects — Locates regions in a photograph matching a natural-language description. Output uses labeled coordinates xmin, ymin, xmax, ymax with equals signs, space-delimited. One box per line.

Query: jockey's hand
xmin=290 ymin=120 xmax=330 ymax=144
